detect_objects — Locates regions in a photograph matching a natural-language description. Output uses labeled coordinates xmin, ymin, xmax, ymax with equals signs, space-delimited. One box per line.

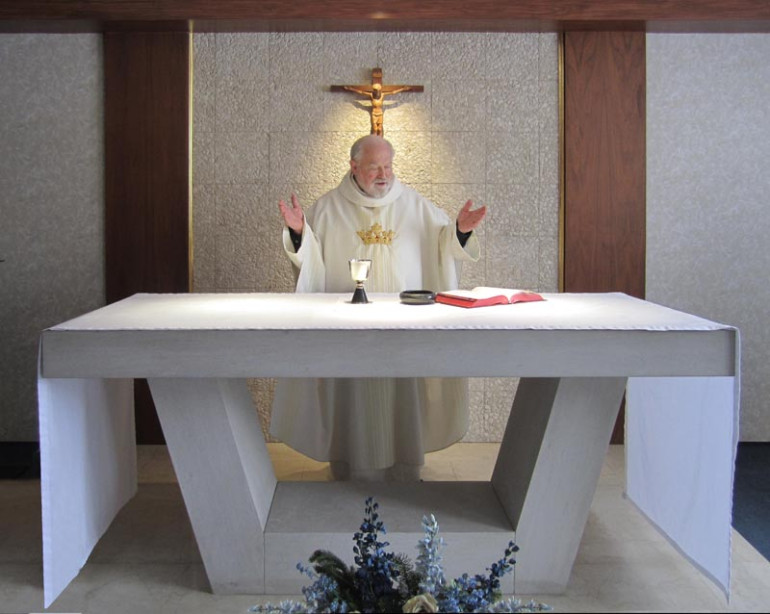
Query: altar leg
xmin=148 ymin=378 xmax=276 ymax=593
xmin=491 ymin=377 xmax=626 ymax=593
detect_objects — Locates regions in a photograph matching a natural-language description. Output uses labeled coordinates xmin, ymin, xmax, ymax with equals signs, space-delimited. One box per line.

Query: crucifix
xmin=331 ymin=68 xmax=424 ymax=136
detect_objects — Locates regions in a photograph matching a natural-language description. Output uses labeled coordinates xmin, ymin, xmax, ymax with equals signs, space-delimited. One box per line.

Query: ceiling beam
xmin=1 ymin=0 xmax=769 ymax=33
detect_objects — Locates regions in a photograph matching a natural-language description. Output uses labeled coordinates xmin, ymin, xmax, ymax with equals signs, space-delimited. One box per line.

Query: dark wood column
xmin=104 ymin=28 xmax=190 ymax=443
xmin=563 ymin=31 xmax=646 ymax=442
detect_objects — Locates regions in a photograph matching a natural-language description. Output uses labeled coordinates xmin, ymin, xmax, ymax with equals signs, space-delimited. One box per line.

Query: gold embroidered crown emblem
xmin=357 ymin=222 xmax=395 ymax=246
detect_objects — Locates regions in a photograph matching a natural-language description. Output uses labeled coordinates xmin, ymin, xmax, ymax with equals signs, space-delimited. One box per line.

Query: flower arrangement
xmin=249 ymin=497 xmax=550 ymax=613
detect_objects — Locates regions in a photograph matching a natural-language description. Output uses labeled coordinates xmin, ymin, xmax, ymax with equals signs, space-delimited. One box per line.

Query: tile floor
xmin=2 ymin=443 xmax=770 ymax=613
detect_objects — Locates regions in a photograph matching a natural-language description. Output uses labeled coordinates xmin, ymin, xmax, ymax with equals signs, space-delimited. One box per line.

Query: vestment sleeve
xmin=424 ymin=208 xmax=480 ymax=292
xmin=282 ymin=222 xmax=326 ymax=292
xmin=440 ymin=219 xmax=480 ymax=262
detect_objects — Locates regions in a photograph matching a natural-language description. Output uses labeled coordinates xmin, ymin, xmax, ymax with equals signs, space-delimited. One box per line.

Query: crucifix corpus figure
xmin=331 ymin=67 xmax=423 ymax=136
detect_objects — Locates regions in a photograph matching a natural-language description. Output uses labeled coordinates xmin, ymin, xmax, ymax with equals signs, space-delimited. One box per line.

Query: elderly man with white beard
xmin=271 ymin=134 xmax=487 ymax=481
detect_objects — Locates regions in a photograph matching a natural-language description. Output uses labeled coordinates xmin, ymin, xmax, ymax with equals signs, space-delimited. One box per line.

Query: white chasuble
xmin=270 ymin=172 xmax=480 ymax=470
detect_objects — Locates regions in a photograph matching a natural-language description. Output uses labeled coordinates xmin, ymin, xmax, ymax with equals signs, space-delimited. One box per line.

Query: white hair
xmin=350 ymin=134 xmax=394 ymax=162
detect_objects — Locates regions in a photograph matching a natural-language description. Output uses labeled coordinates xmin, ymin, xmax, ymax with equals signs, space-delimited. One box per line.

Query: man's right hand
xmin=278 ymin=193 xmax=305 ymax=234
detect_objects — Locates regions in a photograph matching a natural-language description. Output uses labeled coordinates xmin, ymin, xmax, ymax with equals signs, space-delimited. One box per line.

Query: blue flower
xmin=248 ymin=498 xmax=548 ymax=614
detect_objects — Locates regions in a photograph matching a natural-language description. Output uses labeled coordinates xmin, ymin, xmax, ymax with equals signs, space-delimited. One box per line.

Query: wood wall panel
xmin=564 ymin=31 xmax=646 ymax=298
xmin=563 ymin=31 xmax=646 ymax=443
xmin=104 ymin=30 xmax=190 ymax=443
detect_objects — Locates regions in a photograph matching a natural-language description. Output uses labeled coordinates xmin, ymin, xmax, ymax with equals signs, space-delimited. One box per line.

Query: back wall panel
xmin=191 ymin=32 xmax=561 ymax=443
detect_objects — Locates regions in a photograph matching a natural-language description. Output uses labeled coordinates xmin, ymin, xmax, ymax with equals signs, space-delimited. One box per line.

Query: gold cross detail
xmin=357 ymin=222 xmax=395 ymax=246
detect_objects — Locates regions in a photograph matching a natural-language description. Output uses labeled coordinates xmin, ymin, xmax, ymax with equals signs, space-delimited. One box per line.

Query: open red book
xmin=435 ymin=287 xmax=544 ymax=308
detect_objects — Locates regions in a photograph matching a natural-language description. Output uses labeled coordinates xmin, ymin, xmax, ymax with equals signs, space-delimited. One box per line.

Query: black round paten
xmin=399 ymin=290 xmax=436 ymax=305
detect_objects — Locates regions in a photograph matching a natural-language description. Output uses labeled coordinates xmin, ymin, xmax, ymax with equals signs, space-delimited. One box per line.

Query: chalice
xmin=349 ymin=258 xmax=372 ymax=304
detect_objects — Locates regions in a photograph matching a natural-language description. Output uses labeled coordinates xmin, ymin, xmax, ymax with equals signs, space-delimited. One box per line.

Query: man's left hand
xmin=457 ymin=200 xmax=487 ymax=234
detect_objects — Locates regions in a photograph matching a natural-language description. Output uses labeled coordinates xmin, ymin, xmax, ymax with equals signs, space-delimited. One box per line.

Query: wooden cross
xmin=331 ymin=68 xmax=423 ymax=136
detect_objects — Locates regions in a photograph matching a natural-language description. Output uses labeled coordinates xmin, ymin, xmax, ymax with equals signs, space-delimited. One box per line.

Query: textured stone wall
xmin=646 ymin=33 xmax=770 ymax=441
xmin=0 ymin=34 xmax=104 ymax=441
xmin=191 ymin=32 xmax=561 ymax=442
xmin=2 ymin=31 xmax=767 ymax=444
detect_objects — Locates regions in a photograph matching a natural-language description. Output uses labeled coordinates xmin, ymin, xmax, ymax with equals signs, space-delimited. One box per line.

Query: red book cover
xmin=435 ymin=287 xmax=544 ymax=308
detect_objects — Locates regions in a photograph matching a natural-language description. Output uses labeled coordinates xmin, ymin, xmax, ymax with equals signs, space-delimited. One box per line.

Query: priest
xmin=271 ymin=134 xmax=487 ymax=481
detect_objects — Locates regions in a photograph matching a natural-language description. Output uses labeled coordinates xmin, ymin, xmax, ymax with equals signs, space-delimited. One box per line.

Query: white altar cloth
xmin=37 ymin=292 xmax=739 ymax=606
xmin=40 ymin=290 xmax=732 ymax=334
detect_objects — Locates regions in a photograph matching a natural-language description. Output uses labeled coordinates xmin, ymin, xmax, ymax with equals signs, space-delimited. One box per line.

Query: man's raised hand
xmin=278 ymin=193 xmax=305 ymax=234
xmin=457 ymin=199 xmax=487 ymax=234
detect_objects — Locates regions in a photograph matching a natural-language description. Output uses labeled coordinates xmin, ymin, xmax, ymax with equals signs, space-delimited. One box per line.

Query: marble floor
xmin=2 ymin=443 xmax=770 ymax=613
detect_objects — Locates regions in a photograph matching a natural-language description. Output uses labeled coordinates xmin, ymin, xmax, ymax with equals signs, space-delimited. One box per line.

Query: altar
xmin=37 ymin=292 xmax=740 ymax=607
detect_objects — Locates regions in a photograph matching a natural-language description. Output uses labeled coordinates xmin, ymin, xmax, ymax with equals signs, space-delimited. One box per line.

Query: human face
xmin=350 ymin=141 xmax=394 ymax=198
